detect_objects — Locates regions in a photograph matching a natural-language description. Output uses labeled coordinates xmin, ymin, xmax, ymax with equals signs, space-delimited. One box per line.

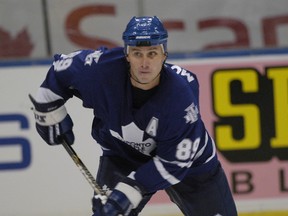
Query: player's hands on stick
xmin=92 ymin=179 xmax=144 ymax=216
xmin=29 ymin=94 xmax=74 ymax=145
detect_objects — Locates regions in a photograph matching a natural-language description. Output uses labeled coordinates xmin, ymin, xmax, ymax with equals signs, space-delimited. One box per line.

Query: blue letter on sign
xmin=0 ymin=114 xmax=31 ymax=170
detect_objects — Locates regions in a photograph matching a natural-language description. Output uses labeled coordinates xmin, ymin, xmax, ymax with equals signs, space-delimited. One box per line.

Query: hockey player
xmin=30 ymin=16 xmax=238 ymax=216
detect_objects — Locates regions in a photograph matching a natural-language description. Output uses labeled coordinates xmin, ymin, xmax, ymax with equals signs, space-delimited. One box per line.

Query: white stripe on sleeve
xmin=153 ymin=156 xmax=180 ymax=185
xmin=36 ymin=87 xmax=63 ymax=103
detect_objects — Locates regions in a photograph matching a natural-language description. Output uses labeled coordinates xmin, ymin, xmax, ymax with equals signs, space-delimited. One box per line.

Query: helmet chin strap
xmin=129 ymin=70 xmax=161 ymax=85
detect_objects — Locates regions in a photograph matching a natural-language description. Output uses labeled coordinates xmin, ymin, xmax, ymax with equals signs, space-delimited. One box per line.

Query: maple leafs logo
xmin=0 ymin=27 xmax=34 ymax=58
xmin=184 ymin=102 xmax=199 ymax=124
xmin=110 ymin=122 xmax=156 ymax=156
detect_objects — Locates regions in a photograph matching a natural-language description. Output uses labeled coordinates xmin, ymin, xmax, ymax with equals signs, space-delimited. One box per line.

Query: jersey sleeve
xmin=37 ymin=47 xmax=125 ymax=106
xmin=36 ymin=49 xmax=107 ymax=105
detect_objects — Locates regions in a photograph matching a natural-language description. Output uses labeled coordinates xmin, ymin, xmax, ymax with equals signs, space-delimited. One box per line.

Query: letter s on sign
xmin=0 ymin=114 xmax=31 ymax=170
xmin=65 ymin=4 xmax=119 ymax=49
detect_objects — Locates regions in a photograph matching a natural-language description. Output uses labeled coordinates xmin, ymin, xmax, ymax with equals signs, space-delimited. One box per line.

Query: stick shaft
xmin=61 ymin=140 xmax=104 ymax=195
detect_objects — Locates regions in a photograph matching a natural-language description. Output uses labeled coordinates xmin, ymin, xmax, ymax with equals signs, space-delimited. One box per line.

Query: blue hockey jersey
xmin=38 ymin=47 xmax=218 ymax=193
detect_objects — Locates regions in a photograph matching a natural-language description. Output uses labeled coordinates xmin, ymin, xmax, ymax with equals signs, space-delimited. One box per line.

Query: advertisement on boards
xmin=46 ymin=0 xmax=288 ymax=54
xmin=182 ymin=56 xmax=288 ymax=212
xmin=1 ymin=0 xmax=288 ymax=58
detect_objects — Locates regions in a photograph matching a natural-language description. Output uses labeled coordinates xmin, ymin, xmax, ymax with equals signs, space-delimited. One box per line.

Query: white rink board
xmin=0 ymin=65 xmax=99 ymax=216
xmin=1 ymin=54 xmax=288 ymax=215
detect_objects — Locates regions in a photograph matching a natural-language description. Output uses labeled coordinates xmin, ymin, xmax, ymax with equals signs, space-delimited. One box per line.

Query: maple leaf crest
xmin=0 ymin=27 xmax=34 ymax=58
xmin=110 ymin=122 xmax=156 ymax=156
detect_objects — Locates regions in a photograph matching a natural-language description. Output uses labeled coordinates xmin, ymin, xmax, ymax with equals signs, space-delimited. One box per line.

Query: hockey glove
xmin=29 ymin=94 xmax=74 ymax=145
xmin=92 ymin=180 xmax=143 ymax=216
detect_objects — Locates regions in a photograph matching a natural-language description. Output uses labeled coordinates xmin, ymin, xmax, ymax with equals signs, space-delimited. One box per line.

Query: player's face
xmin=126 ymin=45 xmax=166 ymax=90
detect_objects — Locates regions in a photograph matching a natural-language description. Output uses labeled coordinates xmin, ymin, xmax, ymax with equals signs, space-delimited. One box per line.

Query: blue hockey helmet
xmin=122 ymin=16 xmax=168 ymax=54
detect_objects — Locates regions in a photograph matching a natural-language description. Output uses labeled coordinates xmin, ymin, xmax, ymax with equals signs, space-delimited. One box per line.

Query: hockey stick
xmin=61 ymin=139 xmax=105 ymax=196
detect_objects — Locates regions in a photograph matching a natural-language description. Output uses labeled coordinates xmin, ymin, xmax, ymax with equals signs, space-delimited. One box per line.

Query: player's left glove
xmin=92 ymin=179 xmax=144 ymax=216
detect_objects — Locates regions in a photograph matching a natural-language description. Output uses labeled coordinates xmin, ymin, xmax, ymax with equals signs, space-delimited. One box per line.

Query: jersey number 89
xmin=176 ymin=138 xmax=200 ymax=160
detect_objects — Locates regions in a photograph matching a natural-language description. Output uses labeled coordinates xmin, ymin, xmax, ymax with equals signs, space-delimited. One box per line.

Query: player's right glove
xmin=29 ymin=94 xmax=74 ymax=145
